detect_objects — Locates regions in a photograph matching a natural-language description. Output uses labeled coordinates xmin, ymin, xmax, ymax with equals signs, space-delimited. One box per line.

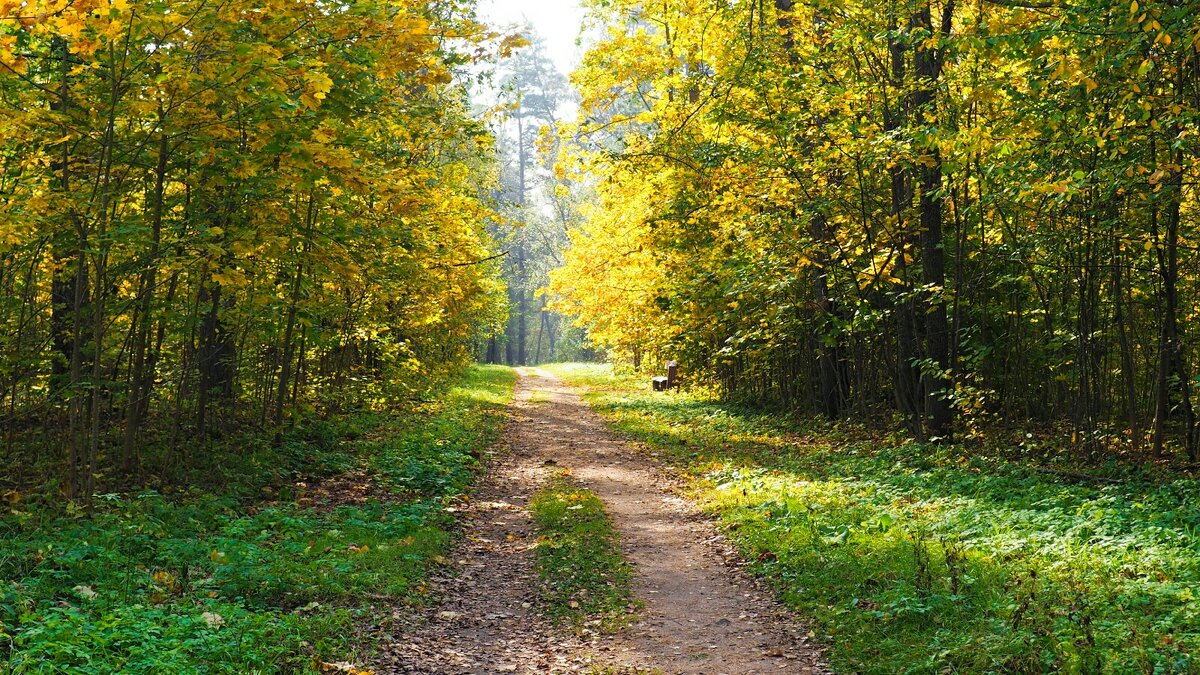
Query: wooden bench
xmin=652 ymin=361 xmax=680 ymax=391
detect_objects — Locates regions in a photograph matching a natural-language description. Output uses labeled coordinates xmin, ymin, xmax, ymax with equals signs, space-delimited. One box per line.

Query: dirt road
xmin=379 ymin=369 xmax=826 ymax=674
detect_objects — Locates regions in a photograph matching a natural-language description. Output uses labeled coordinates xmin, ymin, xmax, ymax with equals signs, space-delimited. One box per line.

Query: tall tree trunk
xmin=1111 ymin=233 xmax=1140 ymax=449
xmin=1159 ymin=141 xmax=1196 ymax=459
xmin=1074 ymin=212 xmax=1099 ymax=449
xmin=274 ymin=193 xmax=315 ymax=437
xmin=517 ymin=247 xmax=528 ymax=366
xmin=515 ymin=104 xmax=529 ymax=368
xmin=47 ymin=36 xmax=89 ymax=497
xmin=86 ymin=55 xmax=123 ymax=505
xmin=122 ymin=113 xmax=170 ymax=473
xmin=911 ymin=0 xmax=954 ymax=440
xmin=49 ymin=37 xmax=78 ymax=392
xmin=1151 ymin=201 xmax=1169 ymax=458
xmin=886 ymin=14 xmax=923 ymax=437
xmin=196 ymin=185 xmax=237 ymax=439
xmin=812 ymin=213 xmax=842 ymax=418
xmin=197 ymin=277 xmax=235 ymax=438
xmin=777 ymin=0 xmax=842 ymax=417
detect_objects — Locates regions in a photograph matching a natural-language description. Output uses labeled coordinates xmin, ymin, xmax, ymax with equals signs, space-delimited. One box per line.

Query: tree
xmin=0 ymin=0 xmax=511 ymax=496
xmin=486 ymin=29 xmax=575 ymax=366
xmin=550 ymin=0 xmax=1200 ymax=456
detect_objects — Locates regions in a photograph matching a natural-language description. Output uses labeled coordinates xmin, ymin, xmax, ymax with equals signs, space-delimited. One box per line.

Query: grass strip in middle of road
xmin=530 ymin=476 xmax=640 ymax=634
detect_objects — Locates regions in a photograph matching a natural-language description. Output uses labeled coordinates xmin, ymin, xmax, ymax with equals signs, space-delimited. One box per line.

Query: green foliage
xmin=529 ymin=476 xmax=639 ymax=633
xmin=550 ymin=364 xmax=1200 ymax=674
xmin=0 ymin=365 xmax=516 ymax=673
xmin=0 ymin=0 xmax=511 ymax=499
xmin=549 ymin=0 xmax=1200 ymax=454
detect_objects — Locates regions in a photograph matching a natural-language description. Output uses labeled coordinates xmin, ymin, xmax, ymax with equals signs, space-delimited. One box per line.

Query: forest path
xmin=378 ymin=369 xmax=826 ymax=674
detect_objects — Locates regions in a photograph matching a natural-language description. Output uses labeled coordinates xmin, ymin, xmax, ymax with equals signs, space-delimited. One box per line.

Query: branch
xmin=434 ymin=250 xmax=511 ymax=269
xmin=982 ymin=0 xmax=1064 ymax=9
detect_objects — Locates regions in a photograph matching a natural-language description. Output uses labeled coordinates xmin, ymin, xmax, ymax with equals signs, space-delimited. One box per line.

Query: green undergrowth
xmin=546 ymin=363 xmax=1200 ymax=674
xmin=530 ymin=474 xmax=639 ymax=634
xmin=0 ymin=365 xmax=515 ymax=674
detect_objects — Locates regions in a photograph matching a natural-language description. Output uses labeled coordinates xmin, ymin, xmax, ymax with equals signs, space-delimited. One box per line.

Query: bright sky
xmin=477 ymin=0 xmax=588 ymax=76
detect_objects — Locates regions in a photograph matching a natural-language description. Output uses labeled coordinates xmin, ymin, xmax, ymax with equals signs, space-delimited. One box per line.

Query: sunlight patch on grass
xmin=552 ymin=364 xmax=1200 ymax=674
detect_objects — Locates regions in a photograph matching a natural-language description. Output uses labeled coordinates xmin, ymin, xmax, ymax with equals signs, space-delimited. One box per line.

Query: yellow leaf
xmin=302 ymin=71 xmax=334 ymax=110
xmin=499 ymin=33 xmax=530 ymax=58
xmin=916 ymin=155 xmax=939 ymax=168
xmin=232 ymin=161 xmax=257 ymax=179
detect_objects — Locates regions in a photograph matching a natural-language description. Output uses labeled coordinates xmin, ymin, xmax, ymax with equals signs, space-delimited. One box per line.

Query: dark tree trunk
xmin=911 ymin=0 xmax=954 ymax=440
xmin=274 ymin=193 xmax=315 ymax=437
xmin=1158 ymin=142 xmax=1196 ymax=459
xmin=886 ymin=16 xmax=923 ymax=437
xmin=1111 ymin=232 xmax=1140 ymax=449
xmin=812 ymin=213 xmax=842 ymax=418
xmin=486 ymin=336 xmax=500 ymax=364
xmin=778 ymin=0 xmax=842 ymax=417
xmin=197 ymin=278 xmax=236 ymax=438
xmin=122 ymin=115 xmax=170 ymax=473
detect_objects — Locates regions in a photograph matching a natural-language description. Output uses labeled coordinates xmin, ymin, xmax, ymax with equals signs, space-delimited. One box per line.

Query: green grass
xmin=546 ymin=363 xmax=1200 ymax=674
xmin=530 ymin=475 xmax=639 ymax=633
xmin=0 ymin=365 xmax=515 ymax=674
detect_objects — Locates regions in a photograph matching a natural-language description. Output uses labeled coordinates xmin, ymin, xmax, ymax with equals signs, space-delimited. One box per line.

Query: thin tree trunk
xmin=534 ymin=298 xmax=548 ymax=365
xmin=1151 ymin=201 xmax=1169 ymax=458
xmin=1112 ymin=235 xmax=1140 ymax=449
xmin=1162 ymin=142 xmax=1195 ymax=459
xmin=274 ymin=193 xmax=315 ymax=436
xmin=122 ymin=112 xmax=169 ymax=473
xmin=517 ymin=247 xmax=528 ymax=367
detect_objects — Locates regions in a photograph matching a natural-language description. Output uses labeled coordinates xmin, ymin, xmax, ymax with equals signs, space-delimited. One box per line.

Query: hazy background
xmin=477 ymin=0 xmax=587 ymax=75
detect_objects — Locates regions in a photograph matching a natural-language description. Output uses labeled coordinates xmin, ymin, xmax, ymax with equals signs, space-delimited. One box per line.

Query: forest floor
xmin=378 ymin=368 xmax=826 ymax=674
xmin=0 ymin=367 xmax=519 ymax=674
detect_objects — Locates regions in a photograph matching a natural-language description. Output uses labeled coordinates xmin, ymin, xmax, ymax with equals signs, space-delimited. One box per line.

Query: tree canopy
xmin=0 ymin=0 xmax=510 ymax=493
xmin=550 ymin=0 xmax=1200 ymax=454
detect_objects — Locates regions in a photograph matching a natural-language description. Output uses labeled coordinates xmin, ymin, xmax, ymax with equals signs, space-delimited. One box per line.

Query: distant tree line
xmin=482 ymin=31 xmax=596 ymax=367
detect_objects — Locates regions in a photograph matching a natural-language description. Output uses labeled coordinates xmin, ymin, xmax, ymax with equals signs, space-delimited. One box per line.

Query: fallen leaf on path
xmin=319 ymin=661 xmax=374 ymax=675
